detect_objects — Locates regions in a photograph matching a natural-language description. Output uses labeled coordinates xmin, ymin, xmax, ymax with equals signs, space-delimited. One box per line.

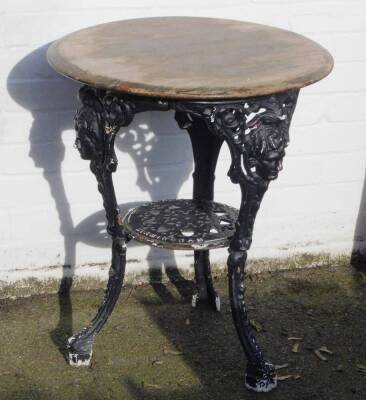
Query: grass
xmin=0 ymin=257 xmax=365 ymax=399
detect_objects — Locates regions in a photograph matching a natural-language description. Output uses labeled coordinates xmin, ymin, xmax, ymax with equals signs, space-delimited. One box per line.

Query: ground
xmin=0 ymin=257 xmax=365 ymax=400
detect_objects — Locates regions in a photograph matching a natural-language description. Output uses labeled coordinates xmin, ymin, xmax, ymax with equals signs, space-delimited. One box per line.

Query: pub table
xmin=47 ymin=17 xmax=333 ymax=392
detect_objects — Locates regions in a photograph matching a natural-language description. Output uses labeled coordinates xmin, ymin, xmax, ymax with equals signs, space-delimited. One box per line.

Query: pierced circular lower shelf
xmin=122 ymin=199 xmax=239 ymax=250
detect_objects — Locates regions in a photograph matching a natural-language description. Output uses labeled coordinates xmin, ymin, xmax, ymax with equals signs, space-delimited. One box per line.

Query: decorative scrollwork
xmin=74 ymin=86 xmax=134 ymax=170
xmin=69 ymin=86 xmax=135 ymax=366
xmin=102 ymin=92 xmax=134 ymax=136
xmin=123 ymin=199 xmax=239 ymax=250
xmin=75 ymin=87 xmax=298 ymax=186
xmin=71 ymin=85 xmax=300 ymax=391
xmin=173 ymin=89 xmax=299 ymax=392
xmin=74 ymin=86 xmax=138 ymax=239
xmin=74 ymin=87 xmax=104 ymax=162
xmin=200 ymin=90 xmax=299 ymax=185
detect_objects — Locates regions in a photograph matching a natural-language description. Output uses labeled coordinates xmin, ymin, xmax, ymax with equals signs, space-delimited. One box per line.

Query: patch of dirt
xmin=0 ymin=261 xmax=365 ymax=400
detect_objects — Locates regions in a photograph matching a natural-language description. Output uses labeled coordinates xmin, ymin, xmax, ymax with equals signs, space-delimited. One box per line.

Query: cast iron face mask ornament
xmin=71 ymin=85 xmax=298 ymax=392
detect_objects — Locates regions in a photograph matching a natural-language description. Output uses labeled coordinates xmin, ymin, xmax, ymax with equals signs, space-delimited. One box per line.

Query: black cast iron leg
xmin=192 ymin=251 xmax=220 ymax=311
xmin=67 ymin=86 xmax=135 ymax=366
xmin=196 ymin=90 xmax=299 ymax=392
xmin=175 ymin=112 xmax=223 ymax=310
xmin=227 ymin=181 xmax=276 ymax=392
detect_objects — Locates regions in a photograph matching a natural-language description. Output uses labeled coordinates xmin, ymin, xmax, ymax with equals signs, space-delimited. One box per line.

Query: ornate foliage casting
xmin=176 ymin=89 xmax=299 ymax=187
xmin=74 ymin=86 xmax=134 ymax=170
xmin=68 ymin=86 xmax=136 ymax=365
xmin=71 ymin=85 xmax=299 ymax=391
xmin=175 ymin=89 xmax=299 ymax=392
xmin=74 ymin=86 xmax=137 ymax=236
xmin=123 ymin=199 xmax=239 ymax=250
xmin=75 ymin=87 xmax=298 ymax=191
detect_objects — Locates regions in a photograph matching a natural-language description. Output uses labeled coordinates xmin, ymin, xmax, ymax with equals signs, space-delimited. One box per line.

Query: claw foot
xmin=67 ymin=336 xmax=93 ymax=367
xmin=244 ymin=362 xmax=277 ymax=393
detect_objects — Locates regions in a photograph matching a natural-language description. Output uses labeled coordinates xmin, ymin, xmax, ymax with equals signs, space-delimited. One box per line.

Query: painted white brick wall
xmin=1 ymin=0 xmax=366 ymax=282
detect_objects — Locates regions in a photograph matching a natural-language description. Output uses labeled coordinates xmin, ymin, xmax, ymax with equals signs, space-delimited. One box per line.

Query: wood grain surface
xmin=47 ymin=17 xmax=333 ymax=99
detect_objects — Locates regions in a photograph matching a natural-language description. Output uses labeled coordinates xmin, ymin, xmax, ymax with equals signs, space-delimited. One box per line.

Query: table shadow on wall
xmin=7 ymin=44 xmax=195 ymax=360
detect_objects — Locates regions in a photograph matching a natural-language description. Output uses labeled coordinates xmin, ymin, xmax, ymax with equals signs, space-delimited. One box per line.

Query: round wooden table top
xmin=47 ymin=17 xmax=333 ymax=100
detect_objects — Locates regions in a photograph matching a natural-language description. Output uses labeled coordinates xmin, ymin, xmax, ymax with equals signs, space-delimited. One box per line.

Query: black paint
xmin=123 ymin=199 xmax=238 ymax=250
xmin=72 ymin=85 xmax=299 ymax=391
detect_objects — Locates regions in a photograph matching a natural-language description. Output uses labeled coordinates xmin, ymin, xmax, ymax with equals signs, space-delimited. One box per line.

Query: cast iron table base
xmin=67 ymin=85 xmax=299 ymax=393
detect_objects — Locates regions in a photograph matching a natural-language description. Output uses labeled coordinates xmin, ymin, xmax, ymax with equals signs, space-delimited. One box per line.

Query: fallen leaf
xmin=356 ymin=364 xmax=366 ymax=373
xmin=319 ymin=346 xmax=333 ymax=355
xmin=277 ymin=375 xmax=293 ymax=381
xmin=249 ymin=319 xmax=263 ymax=332
xmin=277 ymin=373 xmax=301 ymax=381
xmin=292 ymin=343 xmax=300 ymax=353
xmin=163 ymin=348 xmax=183 ymax=356
xmin=144 ymin=383 xmax=163 ymax=390
xmin=274 ymin=363 xmax=290 ymax=371
xmin=314 ymin=349 xmax=328 ymax=361
xmin=288 ymin=337 xmax=304 ymax=341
